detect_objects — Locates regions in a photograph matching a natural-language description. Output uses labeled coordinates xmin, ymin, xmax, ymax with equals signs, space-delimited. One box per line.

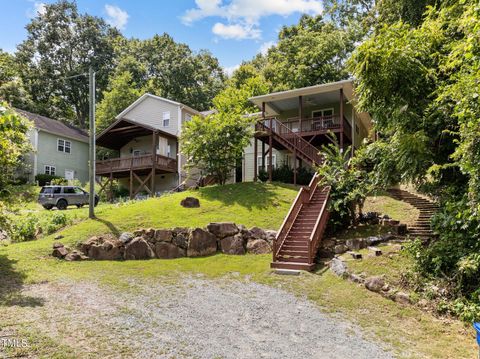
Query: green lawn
xmin=0 ymin=182 xmax=477 ymax=358
xmin=364 ymin=192 xmax=420 ymax=226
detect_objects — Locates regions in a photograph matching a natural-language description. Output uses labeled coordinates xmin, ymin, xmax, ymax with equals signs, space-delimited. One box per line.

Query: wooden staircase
xmin=271 ymin=173 xmax=330 ymax=271
xmin=256 ymin=118 xmax=324 ymax=167
xmin=387 ymin=189 xmax=439 ymax=239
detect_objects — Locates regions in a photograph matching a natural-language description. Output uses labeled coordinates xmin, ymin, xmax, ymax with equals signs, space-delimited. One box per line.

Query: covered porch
xmin=96 ymin=118 xmax=178 ymax=199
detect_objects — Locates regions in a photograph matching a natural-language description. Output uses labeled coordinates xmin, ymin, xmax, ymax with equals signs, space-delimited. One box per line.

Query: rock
xmin=394 ymin=224 xmax=408 ymax=236
xmin=187 ymin=228 xmax=217 ymax=257
xmin=133 ymin=229 xmax=145 ymax=237
xmin=265 ymin=230 xmax=277 ymax=241
xmin=330 ymin=258 xmax=348 ymax=277
xmin=206 ymin=222 xmax=238 ymax=238
xmin=65 ymin=250 xmax=85 ymax=261
xmin=365 ymin=236 xmax=384 ymax=246
xmin=238 ymin=224 xmax=248 ymax=234
xmin=143 ymin=228 xmax=155 ymax=239
xmin=346 ymin=238 xmax=367 ymax=251
xmin=220 ymin=234 xmax=245 ymax=255
xmin=119 ymin=232 xmax=134 ymax=244
xmin=173 ymin=230 xmax=189 ymax=249
xmin=52 ymin=243 xmax=68 ymax=258
xmin=54 ymin=234 xmax=64 ymax=240
xmin=153 ymin=229 xmax=173 ymax=243
xmin=180 ymin=197 xmax=200 ymax=208
xmin=154 ymin=242 xmax=186 ymax=259
xmin=394 ymin=291 xmax=410 ymax=304
xmin=249 ymin=227 xmax=267 ymax=240
xmin=125 ymin=237 xmax=155 ymax=260
xmin=349 ymin=273 xmax=364 ymax=283
xmin=246 ymin=239 xmax=271 ymax=254
xmin=334 ymin=244 xmax=349 ymax=254
xmin=365 ymin=276 xmax=386 ymax=293
xmin=81 ymin=236 xmax=124 ymax=260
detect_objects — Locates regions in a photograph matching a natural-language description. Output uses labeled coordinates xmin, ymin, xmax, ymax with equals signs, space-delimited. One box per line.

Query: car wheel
xmin=43 ymin=205 xmax=53 ymax=210
xmin=56 ymin=199 xmax=68 ymax=210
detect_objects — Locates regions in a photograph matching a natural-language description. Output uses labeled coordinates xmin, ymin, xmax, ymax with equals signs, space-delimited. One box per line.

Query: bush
xmin=258 ymin=164 xmax=314 ymax=185
xmin=35 ymin=174 xmax=62 ymax=186
xmin=9 ymin=215 xmax=38 ymax=242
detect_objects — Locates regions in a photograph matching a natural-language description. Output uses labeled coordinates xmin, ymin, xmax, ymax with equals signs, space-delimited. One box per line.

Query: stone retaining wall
xmin=52 ymin=223 xmax=277 ymax=261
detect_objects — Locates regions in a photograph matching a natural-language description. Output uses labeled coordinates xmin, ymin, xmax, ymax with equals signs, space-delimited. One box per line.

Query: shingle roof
xmin=15 ymin=109 xmax=89 ymax=143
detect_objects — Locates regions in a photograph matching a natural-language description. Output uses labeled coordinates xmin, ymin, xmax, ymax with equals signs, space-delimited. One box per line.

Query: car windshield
xmin=40 ymin=187 xmax=53 ymax=194
xmin=74 ymin=187 xmax=85 ymax=194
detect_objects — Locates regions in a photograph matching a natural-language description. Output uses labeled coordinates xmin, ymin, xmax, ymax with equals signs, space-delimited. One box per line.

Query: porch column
xmin=293 ymin=149 xmax=297 ymax=186
xmin=339 ymin=89 xmax=344 ymax=152
xmin=298 ymin=96 xmax=303 ymax=132
xmin=253 ymin=138 xmax=258 ymax=182
xmin=151 ymin=131 xmax=158 ymax=196
xmin=351 ymin=108 xmax=356 ymax=157
xmin=261 ymin=142 xmax=265 ymax=171
xmin=268 ymin=117 xmax=273 ymax=182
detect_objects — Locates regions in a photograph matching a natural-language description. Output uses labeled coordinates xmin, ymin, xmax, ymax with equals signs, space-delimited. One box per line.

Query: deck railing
xmin=96 ymin=154 xmax=177 ymax=174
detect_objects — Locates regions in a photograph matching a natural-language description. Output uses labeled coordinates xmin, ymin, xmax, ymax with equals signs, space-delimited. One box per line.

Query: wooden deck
xmin=96 ymin=154 xmax=177 ymax=178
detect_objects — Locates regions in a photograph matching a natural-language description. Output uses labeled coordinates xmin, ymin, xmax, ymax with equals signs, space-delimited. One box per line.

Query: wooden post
xmin=339 ymin=89 xmax=344 ymax=152
xmin=269 ymin=117 xmax=273 ymax=182
xmin=109 ymin=171 xmax=113 ymax=202
xmin=253 ymin=138 xmax=258 ymax=182
xmin=151 ymin=131 xmax=157 ymax=197
xmin=293 ymin=149 xmax=297 ymax=185
xmin=298 ymin=95 xmax=303 ymax=133
xmin=129 ymin=157 xmax=133 ymax=199
xmin=261 ymin=142 xmax=265 ymax=171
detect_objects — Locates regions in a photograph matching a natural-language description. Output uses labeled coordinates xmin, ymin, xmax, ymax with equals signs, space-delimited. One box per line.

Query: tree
xmin=0 ymin=104 xmax=33 ymax=189
xmin=96 ymin=71 xmax=142 ymax=132
xmin=16 ymin=0 xmax=121 ymax=128
xmin=0 ymin=50 xmax=32 ymax=109
xmin=263 ymin=14 xmax=357 ymax=90
xmin=180 ymin=113 xmax=253 ymax=185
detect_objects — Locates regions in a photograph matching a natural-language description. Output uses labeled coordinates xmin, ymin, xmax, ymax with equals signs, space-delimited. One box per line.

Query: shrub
xmin=258 ymin=164 xmax=314 ymax=185
xmin=35 ymin=174 xmax=62 ymax=186
xmin=9 ymin=215 xmax=38 ymax=242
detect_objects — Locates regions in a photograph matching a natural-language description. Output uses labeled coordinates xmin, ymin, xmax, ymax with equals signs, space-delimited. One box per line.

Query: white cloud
xmin=104 ymin=4 xmax=129 ymax=30
xmin=182 ymin=0 xmax=322 ymax=41
xmin=224 ymin=64 xmax=240 ymax=76
xmin=26 ymin=1 xmax=46 ymax=18
xmin=212 ymin=23 xmax=261 ymax=40
xmin=259 ymin=41 xmax=276 ymax=55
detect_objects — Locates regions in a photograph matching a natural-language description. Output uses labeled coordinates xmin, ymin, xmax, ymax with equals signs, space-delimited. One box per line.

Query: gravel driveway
xmin=5 ymin=277 xmax=394 ymax=358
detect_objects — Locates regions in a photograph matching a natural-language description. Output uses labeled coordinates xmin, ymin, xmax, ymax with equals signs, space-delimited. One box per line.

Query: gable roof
xmin=15 ymin=109 xmax=89 ymax=143
xmin=115 ymin=93 xmax=202 ymax=120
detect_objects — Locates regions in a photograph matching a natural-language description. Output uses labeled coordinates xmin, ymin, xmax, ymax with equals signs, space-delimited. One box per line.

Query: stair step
xmin=277 ymin=256 xmax=310 ymax=263
xmin=279 ymin=250 xmax=309 ymax=256
xmin=270 ymin=261 xmax=315 ymax=271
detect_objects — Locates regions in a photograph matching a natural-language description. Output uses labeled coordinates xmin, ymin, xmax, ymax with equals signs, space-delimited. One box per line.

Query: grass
xmin=364 ymin=191 xmax=420 ymax=226
xmin=0 ymin=183 xmax=477 ymax=358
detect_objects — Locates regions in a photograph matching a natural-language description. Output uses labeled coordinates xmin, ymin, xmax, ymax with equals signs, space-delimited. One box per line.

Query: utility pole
xmin=88 ymin=66 xmax=96 ymax=219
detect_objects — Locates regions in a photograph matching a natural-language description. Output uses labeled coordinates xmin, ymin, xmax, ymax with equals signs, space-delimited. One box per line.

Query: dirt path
xmin=2 ymin=277 xmax=394 ymax=358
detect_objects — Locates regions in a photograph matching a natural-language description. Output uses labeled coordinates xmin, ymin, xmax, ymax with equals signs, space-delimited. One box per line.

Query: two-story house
xmin=95 ymin=93 xmax=202 ymax=199
xmin=16 ymin=109 xmax=90 ymax=183
xmin=242 ymin=79 xmax=373 ymax=183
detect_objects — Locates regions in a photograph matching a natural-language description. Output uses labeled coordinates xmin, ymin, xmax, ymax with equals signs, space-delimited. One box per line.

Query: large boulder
xmin=249 ymin=227 xmax=267 ymax=240
xmin=180 ymin=197 xmax=200 ymax=208
xmin=330 ymin=258 xmax=347 ymax=277
xmin=246 ymin=239 xmax=271 ymax=254
xmin=364 ymin=276 xmax=386 ymax=293
xmin=346 ymin=238 xmax=367 ymax=251
xmin=80 ymin=236 xmax=124 ymax=260
xmin=206 ymin=222 xmax=238 ymax=238
xmin=155 ymin=242 xmax=186 ymax=259
xmin=172 ymin=228 xmax=190 ymax=249
xmin=119 ymin=232 xmax=134 ymax=244
xmin=264 ymin=230 xmax=277 ymax=244
xmin=220 ymin=234 xmax=245 ymax=255
xmin=65 ymin=250 xmax=87 ymax=261
xmin=52 ymin=242 xmax=68 ymax=258
xmin=124 ymin=237 xmax=155 ymax=260
xmin=187 ymin=228 xmax=217 ymax=257
xmin=153 ymin=229 xmax=173 ymax=243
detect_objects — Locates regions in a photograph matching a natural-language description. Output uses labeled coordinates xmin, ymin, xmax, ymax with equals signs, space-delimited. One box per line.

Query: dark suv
xmin=38 ymin=186 xmax=99 ymax=210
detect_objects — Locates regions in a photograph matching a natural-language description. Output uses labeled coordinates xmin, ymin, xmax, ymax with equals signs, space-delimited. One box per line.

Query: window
xmin=63 ymin=187 xmax=76 ymax=194
xmin=312 ymin=108 xmax=334 ymax=118
xmin=57 ymin=139 xmax=71 ymax=153
xmin=132 ymin=150 xmax=141 ymax=157
xmin=163 ymin=111 xmax=170 ymax=127
xmin=257 ymin=155 xmax=277 ymax=172
xmin=74 ymin=187 xmax=85 ymax=194
xmin=40 ymin=187 xmax=52 ymax=194
xmin=53 ymin=187 xmax=61 ymax=194
xmin=44 ymin=165 xmax=56 ymax=175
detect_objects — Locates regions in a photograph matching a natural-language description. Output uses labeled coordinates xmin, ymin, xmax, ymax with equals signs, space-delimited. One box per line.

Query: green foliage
xmin=16 ymin=0 xmax=121 ymax=128
xmin=0 ymin=104 xmax=33 ymax=190
xmin=35 ymin=174 xmax=62 ymax=186
xmin=258 ymin=164 xmax=313 ymax=185
xmin=181 ymin=113 xmax=253 ymax=185
xmin=317 ymin=136 xmax=373 ymax=230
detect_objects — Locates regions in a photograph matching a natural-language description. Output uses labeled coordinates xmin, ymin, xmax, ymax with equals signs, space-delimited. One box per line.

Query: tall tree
xmin=0 ymin=50 xmax=32 ymax=109
xmin=16 ymin=0 xmax=121 ymax=128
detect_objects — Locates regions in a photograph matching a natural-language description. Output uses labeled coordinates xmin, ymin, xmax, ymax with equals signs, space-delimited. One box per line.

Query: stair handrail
xmin=308 ymin=185 xmax=331 ymax=264
xmin=273 ymin=173 xmax=319 ymax=262
xmin=258 ymin=118 xmax=323 ymax=166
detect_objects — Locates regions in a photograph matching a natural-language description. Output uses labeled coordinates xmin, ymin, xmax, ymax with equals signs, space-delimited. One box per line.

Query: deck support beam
xmin=151 ymin=131 xmax=158 ymax=197
xmin=339 ymin=89 xmax=344 ymax=152
xmin=298 ymin=96 xmax=303 ymax=132
xmin=268 ymin=117 xmax=273 ymax=182
xmin=253 ymin=137 xmax=258 ymax=182
xmin=293 ymin=148 xmax=297 ymax=185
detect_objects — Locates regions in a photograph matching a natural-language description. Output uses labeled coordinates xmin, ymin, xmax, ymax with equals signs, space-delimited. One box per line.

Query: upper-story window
xmin=312 ymin=108 xmax=334 ymax=119
xmin=57 ymin=139 xmax=71 ymax=153
xmin=163 ymin=111 xmax=170 ymax=127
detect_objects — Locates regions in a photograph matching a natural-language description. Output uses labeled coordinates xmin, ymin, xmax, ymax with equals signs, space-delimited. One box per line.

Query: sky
xmin=0 ymin=0 xmax=324 ymax=74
